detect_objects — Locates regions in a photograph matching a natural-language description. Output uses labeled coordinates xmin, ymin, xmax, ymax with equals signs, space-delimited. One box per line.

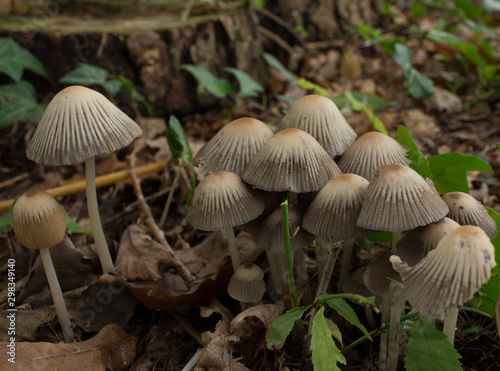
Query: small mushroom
xmin=227 ymin=262 xmax=266 ymax=304
xmin=26 ymin=86 xmax=142 ymax=273
xmin=12 ymin=190 xmax=74 ymax=342
xmin=442 ymin=191 xmax=498 ymax=238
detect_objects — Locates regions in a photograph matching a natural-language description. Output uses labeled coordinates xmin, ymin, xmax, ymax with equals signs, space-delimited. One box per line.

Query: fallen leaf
xmin=0 ymin=306 xmax=54 ymax=342
xmin=0 ymin=324 xmax=137 ymax=371
xmin=230 ymin=301 xmax=285 ymax=340
xmin=424 ymin=87 xmax=462 ymax=113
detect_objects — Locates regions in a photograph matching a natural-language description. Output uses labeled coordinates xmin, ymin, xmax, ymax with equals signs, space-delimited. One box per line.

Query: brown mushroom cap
xmin=193 ymin=117 xmax=273 ymax=176
xmin=227 ymin=262 xmax=266 ymax=302
xmin=12 ymin=190 xmax=67 ymax=250
xmin=363 ymin=250 xmax=402 ymax=297
xmin=186 ymin=171 xmax=266 ymax=231
xmin=442 ymin=191 xmax=498 ymax=238
xmin=357 ymin=164 xmax=449 ymax=232
xmin=302 ymin=174 xmax=377 ymax=238
xmin=396 ymin=217 xmax=460 ymax=267
xmin=274 ymin=95 xmax=357 ymax=156
xmin=241 ymin=128 xmax=342 ymax=193
xmin=391 ymin=225 xmax=496 ymax=319
xmin=27 ymin=85 xmax=142 ymax=166
xmin=337 ymin=131 xmax=411 ymax=180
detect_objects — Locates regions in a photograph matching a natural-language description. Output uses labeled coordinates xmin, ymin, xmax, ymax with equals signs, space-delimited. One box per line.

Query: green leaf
xmin=343 ymin=91 xmax=388 ymax=134
xmin=61 ymin=205 xmax=92 ymax=235
xmin=223 ymin=67 xmax=264 ymax=97
xmin=405 ymin=316 xmax=461 ymax=371
xmin=59 ymin=63 xmax=110 ymax=87
xmin=167 ymin=115 xmax=193 ymax=164
xmin=427 ymin=153 xmax=493 ymax=194
xmin=427 ymin=29 xmax=462 ymax=47
xmin=394 ymin=125 xmax=433 ymax=179
xmin=260 ymin=51 xmax=293 ymax=81
xmin=0 ymin=198 xmax=16 ymax=234
xmin=181 ymin=64 xmax=233 ymax=98
xmin=297 ymin=78 xmax=327 ymax=96
xmin=332 ymin=91 xmax=390 ymax=111
xmin=391 ymin=43 xmax=413 ymax=74
xmin=406 ymin=68 xmax=434 ymax=98
xmin=325 ymin=298 xmax=372 ymax=341
xmin=102 ymin=79 xmax=123 ymax=97
xmin=0 ymin=38 xmax=50 ymax=82
xmin=325 ymin=317 xmax=343 ymax=347
xmin=0 ymin=81 xmax=48 ymax=129
xmin=266 ymin=306 xmax=308 ymax=348
xmin=310 ymin=307 xmax=346 ymax=370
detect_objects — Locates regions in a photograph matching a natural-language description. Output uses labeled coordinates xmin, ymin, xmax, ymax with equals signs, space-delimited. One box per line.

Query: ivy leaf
xmin=260 ymin=51 xmax=293 ymax=81
xmin=223 ymin=67 xmax=264 ymax=97
xmin=0 ymin=81 xmax=48 ymax=129
xmin=59 ymin=63 xmax=110 ymax=87
xmin=181 ymin=64 xmax=233 ymax=98
xmin=266 ymin=306 xmax=308 ymax=348
xmin=310 ymin=306 xmax=346 ymax=370
xmin=394 ymin=125 xmax=433 ymax=179
xmin=0 ymin=38 xmax=50 ymax=82
xmin=428 ymin=153 xmax=493 ymax=194
xmin=325 ymin=298 xmax=372 ymax=341
xmin=166 ymin=115 xmax=193 ymax=164
xmin=405 ymin=316 xmax=461 ymax=371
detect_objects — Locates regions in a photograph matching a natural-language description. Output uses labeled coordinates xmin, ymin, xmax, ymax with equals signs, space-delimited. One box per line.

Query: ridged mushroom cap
xmin=186 ymin=171 xmax=266 ymax=231
xmin=391 ymin=225 xmax=496 ymax=319
xmin=241 ymin=128 xmax=342 ymax=193
xmin=227 ymin=262 xmax=266 ymax=302
xmin=357 ymin=164 xmax=449 ymax=232
xmin=193 ymin=117 xmax=273 ymax=176
xmin=342 ymin=266 xmax=382 ymax=306
xmin=27 ymin=85 xmax=142 ymax=166
xmin=302 ymin=174 xmax=377 ymax=238
xmin=363 ymin=250 xmax=402 ymax=297
xmin=442 ymin=191 xmax=498 ymax=238
xmin=12 ymin=190 xmax=67 ymax=250
xmin=252 ymin=204 xmax=314 ymax=254
xmin=274 ymin=95 xmax=357 ymax=156
xmin=337 ymin=131 xmax=411 ymax=180
xmin=396 ymin=217 xmax=460 ymax=267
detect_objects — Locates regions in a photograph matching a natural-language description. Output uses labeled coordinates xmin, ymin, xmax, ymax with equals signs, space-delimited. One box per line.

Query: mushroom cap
xmin=442 ymin=191 xmax=498 ymax=238
xmin=396 ymin=217 xmax=460 ymax=267
xmin=241 ymin=128 xmax=342 ymax=193
xmin=12 ymin=190 xmax=67 ymax=250
xmin=337 ymin=131 xmax=411 ymax=180
xmin=251 ymin=204 xmax=314 ymax=254
xmin=27 ymin=85 xmax=142 ymax=166
xmin=391 ymin=225 xmax=496 ymax=319
xmin=227 ymin=262 xmax=266 ymax=302
xmin=342 ymin=266 xmax=382 ymax=306
xmin=357 ymin=164 xmax=449 ymax=232
xmin=274 ymin=95 xmax=357 ymax=156
xmin=363 ymin=250 xmax=401 ymax=297
xmin=186 ymin=171 xmax=266 ymax=231
xmin=302 ymin=174 xmax=378 ymax=238
xmin=193 ymin=117 xmax=273 ymax=176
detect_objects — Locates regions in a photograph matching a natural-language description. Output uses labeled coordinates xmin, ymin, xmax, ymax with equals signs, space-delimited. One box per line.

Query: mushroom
xmin=442 ymin=191 xmax=498 ymax=238
xmin=396 ymin=217 xmax=460 ymax=267
xmin=12 ymin=190 xmax=74 ymax=342
xmin=340 ymin=54 xmax=362 ymax=92
xmin=26 ymin=86 xmax=142 ymax=273
xmin=193 ymin=117 xmax=273 ymax=176
xmin=337 ymin=132 xmax=411 ymax=181
xmin=274 ymin=95 xmax=357 ymax=157
xmin=227 ymin=262 xmax=266 ymax=304
xmin=186 ymin=170 xmax=266 ymax=272
xmin=390 ymin=225 xmax=496 ymax=343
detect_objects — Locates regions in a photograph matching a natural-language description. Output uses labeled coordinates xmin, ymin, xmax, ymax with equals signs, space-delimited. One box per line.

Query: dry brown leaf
xmin=230 ymin=301 xmax=285 ymax=340
xmin=0 ymin=324 xmax=137 ymax=371
xmin=0 ymin=306 xmax=54 ymax=342
xmin=424 ymin=87 xmax=462 ymax=113
xmin=114 ymin=224 xmax=173 ymax=282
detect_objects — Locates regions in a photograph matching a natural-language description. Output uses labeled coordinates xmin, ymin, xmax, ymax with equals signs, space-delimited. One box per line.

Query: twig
xmin=159 ymin=163 xmax=182 ymax=228
xmin=127 ymin=150 xmax=195 ymax=286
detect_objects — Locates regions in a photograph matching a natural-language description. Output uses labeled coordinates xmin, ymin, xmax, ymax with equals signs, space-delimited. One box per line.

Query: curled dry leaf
xmin=0 ymin=324 xmax=137 ymax=371
xmin=230 ymin=301 xmax=285 ymax=340
xmin=0 ymin=306 xmax=54 ymax=342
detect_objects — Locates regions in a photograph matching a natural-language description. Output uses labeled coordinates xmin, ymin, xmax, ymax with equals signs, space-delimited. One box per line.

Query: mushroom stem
xmin=294 ymin=249 xmax=313 ymax=305
xmin=380 ymin=295 xmax=390 ymax=371
xmin=85 ymin=157 xmax=114 ymax=273
xmin=39 ymin=247 xmax=74 ymax=342
xmin=338 ymin=238 xmax=355 ymax=292
xmin=266 ymin=251 xmax=284 ymax=295
xmin=387 ymin=281 xmax=404 ymax=371
xmin=315 ymin=236 xmax=330 ymax=288
xmin=443 ymin=305 xmax=459 ymax=343
xmin=281 ymin=201 xmax=299 ymax=308
xmin=226 ymin=227 xmax=241 ymax=272
xmin=391 ymin=231 xmax=402 ymax=253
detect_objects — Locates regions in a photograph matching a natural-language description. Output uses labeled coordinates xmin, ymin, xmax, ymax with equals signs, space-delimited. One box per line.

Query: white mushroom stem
xmin=294 ymin=249 xmax=313 ymax=305
xmin=443 ymin=305 xmax=459 ymax=343
xmin=266 ymin=251 xmax=283 ymax=295
xmin=338 ymin=238 xmax=354 ymax=292
xmin=379 ymin=295 xmax=390 ymax=371
xmin=387 ymin=281 xmax=404 ymax=371
xmin=39 ymin=248 xmax=74 ymax=342
xmin=86 ymin=156 xmax=114 ymax=273
xmin=226 ymin=227 xmax=241 ymax=272
xmin=392 ymin=231 xmax=402 ymax=253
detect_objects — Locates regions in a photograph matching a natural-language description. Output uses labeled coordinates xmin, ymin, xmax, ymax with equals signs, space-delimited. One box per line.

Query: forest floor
xmin=1 ymin=2 xmax=500 ymax=371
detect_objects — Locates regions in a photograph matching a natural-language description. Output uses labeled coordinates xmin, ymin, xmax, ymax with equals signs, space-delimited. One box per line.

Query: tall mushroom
xmin=26 ymin=86 xmax=142 ymax=273
xmin=12 ymin=190 xmax=74 ymax=342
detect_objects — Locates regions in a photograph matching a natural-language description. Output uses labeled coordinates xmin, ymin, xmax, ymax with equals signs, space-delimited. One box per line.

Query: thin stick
xmin=159 ymin=164 xmax=182 ymax=228
xmin=315 ymin=241 xmax=343 ymax=299
xmin=127 ymin=154 xmax=194 ymax=286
